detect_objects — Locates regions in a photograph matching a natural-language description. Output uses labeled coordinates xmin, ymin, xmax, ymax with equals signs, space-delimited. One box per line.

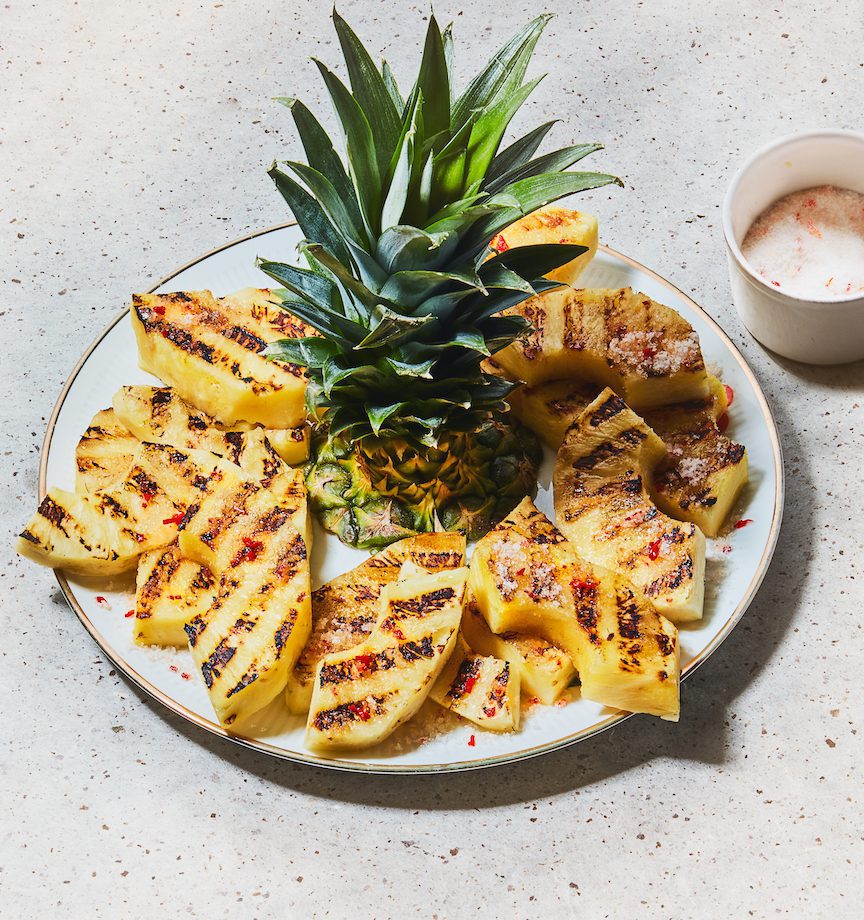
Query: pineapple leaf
xmin=451 ymin=14 xmax=551 ymax=132
xmin=485 ymin=143 xmax=605 ymax=194
xmin=284 ymin=159 xmax=369 ymax=249
xmin=416 ymin=15 xmax=450 ymax=143
xmin=486 ymin=120 xmax=558 ymax=184
xmin=302 ymin=243 xmax=380 ymax=310
xmin=264 ymin=336 xmax=340 ymax=368
xmin=266 ymin=295 xmax=359 ymax=346
xmin=254 ymin=258 xmax=340 ymax=311
xmin=332 ymin=9 xmax=402 ymax=173
xmin=489 ymin=170 xmax=623 ymax=213
xmin=482 ymin=242 xmax=590 ymax=279
xmin=379 ymin=268 xmax=485 ymax=307
xmin=375 ymin=225 xmax=456 ymax=274
xmin=357 ymin=305 xmax=434 ymax=349
xmin=381 ymin=60 xmax=404 ymax=111
xmin=476 ymin=263 xmax=535 ymax=295
xmin=385 ymin=355 xmax=436 ymax=377
xmin=381 ymin=88 xmax=422 ymax=232
xmin=268 ymin=164 xmax=352 ymax=266
xmin=366 ymin=401 xmax=410 ymax=435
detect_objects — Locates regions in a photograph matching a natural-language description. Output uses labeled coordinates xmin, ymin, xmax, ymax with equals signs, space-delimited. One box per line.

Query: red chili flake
xmin=720 ymin=543 xmax=733 ymax=554
xmin=483 ymin=706 xmax=497 ymax=718
xmin=160 ymin=327 xmax=172 ymax=338
xmin=490 ymin=234 xmax=509 ymax=252
xmin=467 ymin=734 xmax=476 ymax=747
xmin=354 ymin=653 xmax=376 ymax=673
xmin=515 ymin=567 xmax=526 ymax=577
xmin=169 ymin=665 xmax=179 ymax=673
xmin=95 ymin=595 xmax=110 ymax=609
xmin=231 ymin=536 xmax=265 ymax=566
xmin=140 ymin=487 xmax=157 ymax=507
xmin=647 ymin=538 xmax=662 ymax=561
xmin=162 ymin=512 xmax=185 ymax=525
xmin=463 ymin=676 xmax=478 ymax=694
xmin=125 ymin=609 xmax=135 ymax=618
xmin=642 ymin=346 xmax=657 ymax=359
xmin=717 ymin=412 xmax=730 ymax=433
xmin=180 ymin=672 xmax=191 ymax=681
xmin=770 ymin=280 xmax=781 ymax=287
xmin=347 ymin=701 xmax=371 ymax=722
xmin=570 ymin=577 xmax=597 ymax=600
xmin=152 ymin=305 xmax=166 ymax=315
xmin=723 ymin=384 xmax=735 ymax=407
xmin=734 ymin=518 xmax=753 ymax=529
xmin=806 ymin=197 xmax=816 ymax=207
xmin=391 ymin=626 xmax=406 ymax=641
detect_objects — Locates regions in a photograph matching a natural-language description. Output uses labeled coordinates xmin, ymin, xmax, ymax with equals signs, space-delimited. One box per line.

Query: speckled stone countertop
xmin=2 ymin=1 xmax=862 ymax=916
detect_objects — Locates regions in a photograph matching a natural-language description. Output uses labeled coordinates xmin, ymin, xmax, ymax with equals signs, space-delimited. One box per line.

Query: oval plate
xmin=40 ymin=224 xmax=783 ymax=773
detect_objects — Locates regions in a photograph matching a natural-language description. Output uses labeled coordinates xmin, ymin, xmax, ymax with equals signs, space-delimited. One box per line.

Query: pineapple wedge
xmin=113 ymin=385 xmax=310 ymax=467
xmin=430 ymin=636 xmax=520 ymax=731
xmin=305 ymin=568 xmax=467 ymax=751
xmin=130 ymin=288 xmax=311 ymax=428
xmin=186 ymin=520 xmax=311 ymax=726
xmin=507 ymin=374 xmax=748 ymax=537
xmin=461 ymin=602 xmax=576 ymax=705
xmin=553 ymin=389 xmax=706 ymax=622
xmin=285 ymin=532 xmax=466 ymax=715
xmin=469 ymin=497 xmax=679 ymax=720
xmin=134 ymin=544 xmax=215 ymax=647
xmin=75 ymin=408 xmax=138 ymax=493
xmin=16 ymin=443 xmax=238 ymax=576
xmin=494 ymin=287 xmax=710 ymax=410
xmin=490 ymin=207 xmax=598 ymax=287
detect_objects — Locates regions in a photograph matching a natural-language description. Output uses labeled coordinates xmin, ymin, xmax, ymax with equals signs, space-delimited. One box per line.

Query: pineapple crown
xmin=260 ymin=9 xmax=620 ymax=447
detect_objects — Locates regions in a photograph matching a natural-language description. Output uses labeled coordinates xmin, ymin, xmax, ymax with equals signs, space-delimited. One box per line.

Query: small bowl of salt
xmin=723 ymin=129 xmax=864 ymax=364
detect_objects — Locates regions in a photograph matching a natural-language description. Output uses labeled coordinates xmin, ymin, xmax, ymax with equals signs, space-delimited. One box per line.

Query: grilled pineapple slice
xmin=430 ymin=637 xmax=520 ymax=731
xmin=490 ymin=207 xmax=598 ymax=286
xmin=461 ymin=602 xmax=576 ymax=705
xmin=75 ymin=408 xmax=138 ymax=493
xmin=469 ymin=497 xmax=679 ymax=720
xmin=553 ymin=389 xmax=706 ymax=622
xmin=263 ymin=424 xmax=311 ymax=466
xmin=305 ymin=568 xmax=467 ymax=751
xmin=508 ymin=375 xmax=747 ymax=537
xmin=134 ymin=544 xmax=215 ymax=647
xmin=130 ymin=288 xmax=311 ymax=428
xmin=186 ymin=521 xmax=311 ymax=726
xmin=494 ymin=287 xmax=709 ymax=410
xmin=285 ymin=532 xmax=466 ymax=715
xmin=16 ymin=443 xmax=237 ymax=576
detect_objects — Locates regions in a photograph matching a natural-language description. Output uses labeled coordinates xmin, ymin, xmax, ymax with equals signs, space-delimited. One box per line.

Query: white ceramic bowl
xmin=723 ymin=129 xmax=864 ymax=364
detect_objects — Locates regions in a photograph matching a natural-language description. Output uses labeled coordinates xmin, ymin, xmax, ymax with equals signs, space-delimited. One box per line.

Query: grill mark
xmin=656 ymin=631 xmax=676 ymax=658
xmin=222 ymin=324 xmax=267 ymax=353
xmin=38 ymin=496 xmax=67 ymax=527
xmin=184 ymin=615 xmax=207 ymax=647
xmin=273 ymin=611 xmax=298 ymax=653
xmin=312 ymin=695 xmax=387 ymax=731
xmin=399 ymin=635 xmax=435 ymax=662
xmin=199 ymin=482 xmax=257 ymax=546
xmin=448 ymin=657 xmax=482 ymax=700
xmin=200 ymin=639 xmax=236 ymax=688
xmin=19 ymin=529 xmax=39 ymax=544
xmin=226 ymin=669 xmax=259 ymax=698
xmin=589 ymin=393 xmax=626 ymax=427
xmin=644 ymin=554 xmax=694 ymax=597
xmin=389 ymin=586 xmax=457 ymax=617
xmin=151 ymin=388 xmax=173 ymax=409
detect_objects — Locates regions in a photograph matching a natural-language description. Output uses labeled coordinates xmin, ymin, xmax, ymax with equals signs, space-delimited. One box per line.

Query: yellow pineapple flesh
xmin=489 ymin=206 xmax=598 ymax=286
xmin=553 ymin=389 xmax=706 ymax=622
xmin=130 ymin=288 xmax=311 ymax=428
xmin=285 ymin=532 xmax=466 ymax=715
xmin=133 ymin=544 xmax=215 ymax=648
xmin=75 ymin=408 xmax=138 ymax=493
xmin=469 ymin=497 xmax=679 ymax=719
xmin=305 ymin=568 xmax=467 ymax=751
xmin=494 ymin=287 xmax=709 ymax=410
xmin=460 ymin=601 xmax=575 ymax=705
xmin=430 ymin=636 xmax=520 ymax=731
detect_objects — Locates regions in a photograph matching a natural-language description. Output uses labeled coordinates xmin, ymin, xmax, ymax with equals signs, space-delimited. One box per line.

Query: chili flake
xmin=462 ymin=675 xmax=478 ymax=695
xmin=347 ymin=701 xmax=371 ymax=722
xmin=490 ymin=234 xmax=509 ymax=252
xmin=162 ymin=512 xmax=185 ymax=525
xmin=125 ymin=609 xmax=135 ymax=618
xmin=717 ymin=412 xmax=730 ymax=433
xmin=181 ymin=672 xmax=191 ymax=681
xmin=231 ymin=536 xmax=265 ymax=566
xmin=647 ymin=538 xmax=662 ymax=561
xmin=169 ymin=665 xmax=179 ymax=673
xmin=723 ymin=384 xmax=735 ymax=407
xmin=734 ymin=518 xmax=753 ymax=529
xmin=467 ymin=734 xmax=476 ymax=747
xmin=354 ymin=653 xmax=376 ymax=674
xmin=153 ymin=305 xmax=166 ymax=315
xmin=95 ymin=595 xmax=110 ymax=610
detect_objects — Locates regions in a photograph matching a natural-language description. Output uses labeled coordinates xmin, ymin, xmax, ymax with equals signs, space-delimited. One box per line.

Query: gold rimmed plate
xmin=38 ymin=224 xmax=784 ymax=773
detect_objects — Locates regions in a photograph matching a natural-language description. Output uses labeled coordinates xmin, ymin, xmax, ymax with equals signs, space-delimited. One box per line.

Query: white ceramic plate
xmin=39 ymin=224 xmax=784 ymax=773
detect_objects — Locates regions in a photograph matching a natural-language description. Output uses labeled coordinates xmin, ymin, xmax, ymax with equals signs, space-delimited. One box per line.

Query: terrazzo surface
xmin=2 ymin=1 xmax=862 ymax=916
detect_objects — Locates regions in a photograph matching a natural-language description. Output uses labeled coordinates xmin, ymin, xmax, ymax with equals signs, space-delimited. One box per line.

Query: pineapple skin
xmin=130 ymin=289 xmax=309 ymax=429
xmin=134 ymin=544 xmax=215 ymax=648
xmin=553 ymin=388 xmax=706 ymax=623
xmin=305 ymin=568 xmax=468 ymax=751
xmin=492 ymin=207 xmax=599 ymax=287
xmin=430 ymin=636 xmax=521 ymax=731
xmin=495 ymin=287 xmax=710 ymax=411
xmin=469 ymin=497 xmax=680 ymax=720
xmin=285 ymin=531 xmax=466 ymax=715
xmin=461 ymin=602 xmax=576 ymax=705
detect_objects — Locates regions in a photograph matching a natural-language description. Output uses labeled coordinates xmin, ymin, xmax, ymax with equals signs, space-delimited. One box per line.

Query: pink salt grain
xmin=741 ymin=185 xmax=864 ymax=299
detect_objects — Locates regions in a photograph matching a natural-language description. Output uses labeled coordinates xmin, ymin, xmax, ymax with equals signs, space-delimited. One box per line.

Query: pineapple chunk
xmin=285 ymin=532 xmax=466 ymax=715
xmin=430 ymin=636 xmax=520 ymax=731
xmin=469 ymin=497 xmax=679 ymax=720
xmin=494 ymin=287 xmax=710 ymax=410
xmin=16 ymin=444 xmax=238 ymax=576
xmin=491 ymin=207 xmax=598 ymax=286
xmin=553 ymin=389 xmax=706 ymax=622
xmin=461 ymin=602 xmax=576 ymax=705
xmin=75 ymin=408 xmax=138 ymax=493
xmin=186 ymin=521 xmax=311 ymax=726
xmin=264 ymin=424 xmax=310 ymax=466
xmin=305 ymin=568 xmax=468 ymax=751
xmin=134 ymin=544 xmax=215 ymax=647
xmin=507 ymin=374 xmax=748 ymax=537
xmin=130 ymin=288 xmax=311 ymax=428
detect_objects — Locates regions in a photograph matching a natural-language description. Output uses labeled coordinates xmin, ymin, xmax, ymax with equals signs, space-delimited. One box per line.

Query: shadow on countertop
xmin=108 ymin=385 xmax=808 ymax=812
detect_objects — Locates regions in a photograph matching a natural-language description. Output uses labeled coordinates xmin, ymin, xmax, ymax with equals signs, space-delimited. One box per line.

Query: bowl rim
xmin=722 ymin=128 xmax=864 ymax=306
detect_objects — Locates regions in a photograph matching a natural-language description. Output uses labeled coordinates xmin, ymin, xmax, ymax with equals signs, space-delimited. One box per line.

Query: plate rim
xmin=37 ymin=222 xmax=785 ymax=775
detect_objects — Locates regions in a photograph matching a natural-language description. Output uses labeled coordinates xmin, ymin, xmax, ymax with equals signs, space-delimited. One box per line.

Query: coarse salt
xmin=741 ymin=185 xmax=864 ymax=299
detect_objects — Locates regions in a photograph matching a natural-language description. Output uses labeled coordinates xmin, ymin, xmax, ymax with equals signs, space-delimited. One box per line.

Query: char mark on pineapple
xmin=150 ymin=388 xmax=173 ymax=410
xmin=226 ymin=668 xmax=259 ymax=698
xmin=588 ymin=393 xmax=627 ymax=427
xmin=200 ymin=639 xmax=237 ymax=688
xmin=389 ymin=586 xmax=457 ymax=616
xmin=273 ymin=612 xmax=298 ymax=653
xmin=184 ymin=615 xmax=207 ymax=647
xmin=399 ymin=635 xmax=435 ymax=662
xmin=155 ymin=323 xmax=217 ymax=365
xmin=644 ymin=554 xmax=694 ymax=598
xmin=656 ymin=631 xmax=676 ymax=658
xmin=97 ymin=493 xmax=130 ymax=520
xmin=572 ymin=439 xmax=627 ymax=471
xmin=18 ymin=529 xmax=38 ymax=544
xmin=448 ymin=657 xmax=482 ymax=699
xmin=414 ymin=550 xmax=460 ymax=569
xmin=38 ymin=496 xmax=67 ymax=527
xmin=140 ymin=550 xmax=180 ymax=601
xmin=222 ymin=324 xmax=268 ymax=353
